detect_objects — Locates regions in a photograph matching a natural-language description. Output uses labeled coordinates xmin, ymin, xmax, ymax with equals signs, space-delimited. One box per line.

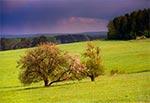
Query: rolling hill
xmin=0 ymin=39 xmax=150 ymax=103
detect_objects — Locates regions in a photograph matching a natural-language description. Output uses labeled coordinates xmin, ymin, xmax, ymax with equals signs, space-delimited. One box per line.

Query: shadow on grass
xmin=9 ymin=86 xmax=44 ymax=92
xmin=12 ymin=80 xmax=90 ymax=92
xmin=0 ymin=85 xmax=44 ymax=91
xmin=0 ymin=85 xmax=22 ymax=89
xmin=18 ymin=86 xmax=44 ymax=91
xmin=128 ymin=70 xmax=150 ymax=74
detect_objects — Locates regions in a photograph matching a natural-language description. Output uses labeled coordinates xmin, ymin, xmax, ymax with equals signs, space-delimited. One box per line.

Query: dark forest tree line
xmin=0 ymin=36 xmax=51 ymax=51
xmin=107 ymin=9 xmax=149 ymax=40
xmin=0 ymin=34 xmax=105 ymax=51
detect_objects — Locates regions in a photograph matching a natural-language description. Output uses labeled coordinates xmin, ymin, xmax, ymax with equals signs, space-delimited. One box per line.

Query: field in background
xmin=0 ymin=39 xmax=150 ymax=103
xmin=60 ymin=39 xmax=150 ymax=73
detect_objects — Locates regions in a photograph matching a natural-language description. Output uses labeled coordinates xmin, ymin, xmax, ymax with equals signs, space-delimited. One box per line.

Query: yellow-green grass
xmin=59 ymin=39 xmax=150 ymax=73
xmin=0 ymin=72 xmax=150 ymax=103
xmin=0 ymin=39 xmax=150 ymax=103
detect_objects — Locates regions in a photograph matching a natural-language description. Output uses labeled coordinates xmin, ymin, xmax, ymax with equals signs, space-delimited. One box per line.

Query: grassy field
xmin=0 ymin=39 xmax=150 ymax=103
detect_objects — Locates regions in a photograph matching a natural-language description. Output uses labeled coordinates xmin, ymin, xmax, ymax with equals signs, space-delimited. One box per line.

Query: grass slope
xmin=0 ymin=39 xmax=150 ymax=103
xmin=0 ymin=72 xmax=150 ymax=103
xmin=60 ymin=39 xmax=150 ymax=73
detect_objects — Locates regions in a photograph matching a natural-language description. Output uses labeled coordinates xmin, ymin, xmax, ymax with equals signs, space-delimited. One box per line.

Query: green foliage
xmin=17 ymin=43 xmax=86 ymax=87
xmin=0 ymin=38 xmax=20 ymax=50
xmin=110 ymin=69 xmax=125 ymax=75
xmin=1 ymin=34 xmax=98 ymax=51
xmin=107 ymin=9 xmax=149 ymax=40
xmin=32 ymin=35 xmax=49 ymax=46
xmin=107 ymin=21 xmax=117 ymax=39
xmin=110 ymin=69 xmax=119 ymax=75
xmin=83 ymin=42 xmax=104 ymax=81
xmin=48 ymin=36 xmax=58 ymax=43
xmin=18 ymin=43 xmax=62 ymax=86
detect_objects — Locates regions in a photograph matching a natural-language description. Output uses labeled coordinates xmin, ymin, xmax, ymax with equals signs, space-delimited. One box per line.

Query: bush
xmin=110 ymin=69 xmax=125 ymax=75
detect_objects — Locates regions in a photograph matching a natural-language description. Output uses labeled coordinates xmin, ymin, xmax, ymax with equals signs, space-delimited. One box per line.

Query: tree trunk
xmin=90 ymin=75 xmax=95 ymax=81
xmin=44 ymin=78 xmax=49 ymax=87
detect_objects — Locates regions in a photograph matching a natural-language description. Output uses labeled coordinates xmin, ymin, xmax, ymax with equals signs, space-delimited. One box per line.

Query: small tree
xmin=83 ymin=42 xmax=104 ymax=81
xmin=17 ymin=43 xmax=86 ymax=87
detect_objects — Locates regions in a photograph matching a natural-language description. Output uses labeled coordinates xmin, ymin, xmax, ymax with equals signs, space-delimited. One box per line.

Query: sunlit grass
xmin=0 ymin=39 xmax=150 ymax=103
xmin=0 ymin=72 xmax=149 ymax=103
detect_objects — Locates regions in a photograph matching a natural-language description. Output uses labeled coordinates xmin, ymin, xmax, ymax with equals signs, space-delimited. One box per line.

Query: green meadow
xmin=0 ymin=39 xmax=150 ymax=103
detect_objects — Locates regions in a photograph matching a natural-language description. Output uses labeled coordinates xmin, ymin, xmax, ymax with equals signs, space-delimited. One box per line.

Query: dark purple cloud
xmin=0 ymin=0 xmax=149 ymax=34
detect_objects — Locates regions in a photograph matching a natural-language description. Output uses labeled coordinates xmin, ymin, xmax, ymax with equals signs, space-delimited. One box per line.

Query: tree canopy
xmin=107 ymin=9 xmax=149 ymax=40
xmin=17 ymin=43 xmax=87 ymax=87
xmin=83 ymin=42 xmax=104 ymax=81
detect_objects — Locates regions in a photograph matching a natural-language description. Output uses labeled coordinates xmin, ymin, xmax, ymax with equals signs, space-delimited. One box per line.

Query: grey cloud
xmin=0 ymin=0 xmax=149 ymax=34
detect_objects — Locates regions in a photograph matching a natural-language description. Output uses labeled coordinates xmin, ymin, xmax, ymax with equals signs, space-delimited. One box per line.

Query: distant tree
xmin=32 ymin=35 xmax=49 ymax=46
xmin=17 ymin=43 xmax=86 ymax=87
xmin=107 ymin=21 xmax=116 ymax=39
xmin=48 ymin=36 xmax=58 ymax=43
xmin=38 ymin=35 xmax=49 ymax=43
xmin=83 ymin=42 xmax=104 ymax=81
xmin=0 ymin=38 xmax=17 ymax=50
xmin=120 ymin=17 xmax=127 ymax=37
xmin=1 ymin=38 xmax=7 ymax=50
xmin=19 ymin=38 xmax=32 ymax=48
xmin=113 ymin=16 xmax=122 ymax=39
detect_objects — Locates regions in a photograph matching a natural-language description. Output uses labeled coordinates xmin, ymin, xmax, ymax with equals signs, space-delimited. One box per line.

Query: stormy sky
xmin=0 ymin=0 xmax=149 ymax=34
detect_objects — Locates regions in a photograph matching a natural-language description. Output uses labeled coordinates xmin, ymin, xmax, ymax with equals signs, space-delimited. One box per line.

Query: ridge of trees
xmin=0 ymin=34 xmax=106 ymax=51
xmin=107 ymin=8 xmax=150 ymax=40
